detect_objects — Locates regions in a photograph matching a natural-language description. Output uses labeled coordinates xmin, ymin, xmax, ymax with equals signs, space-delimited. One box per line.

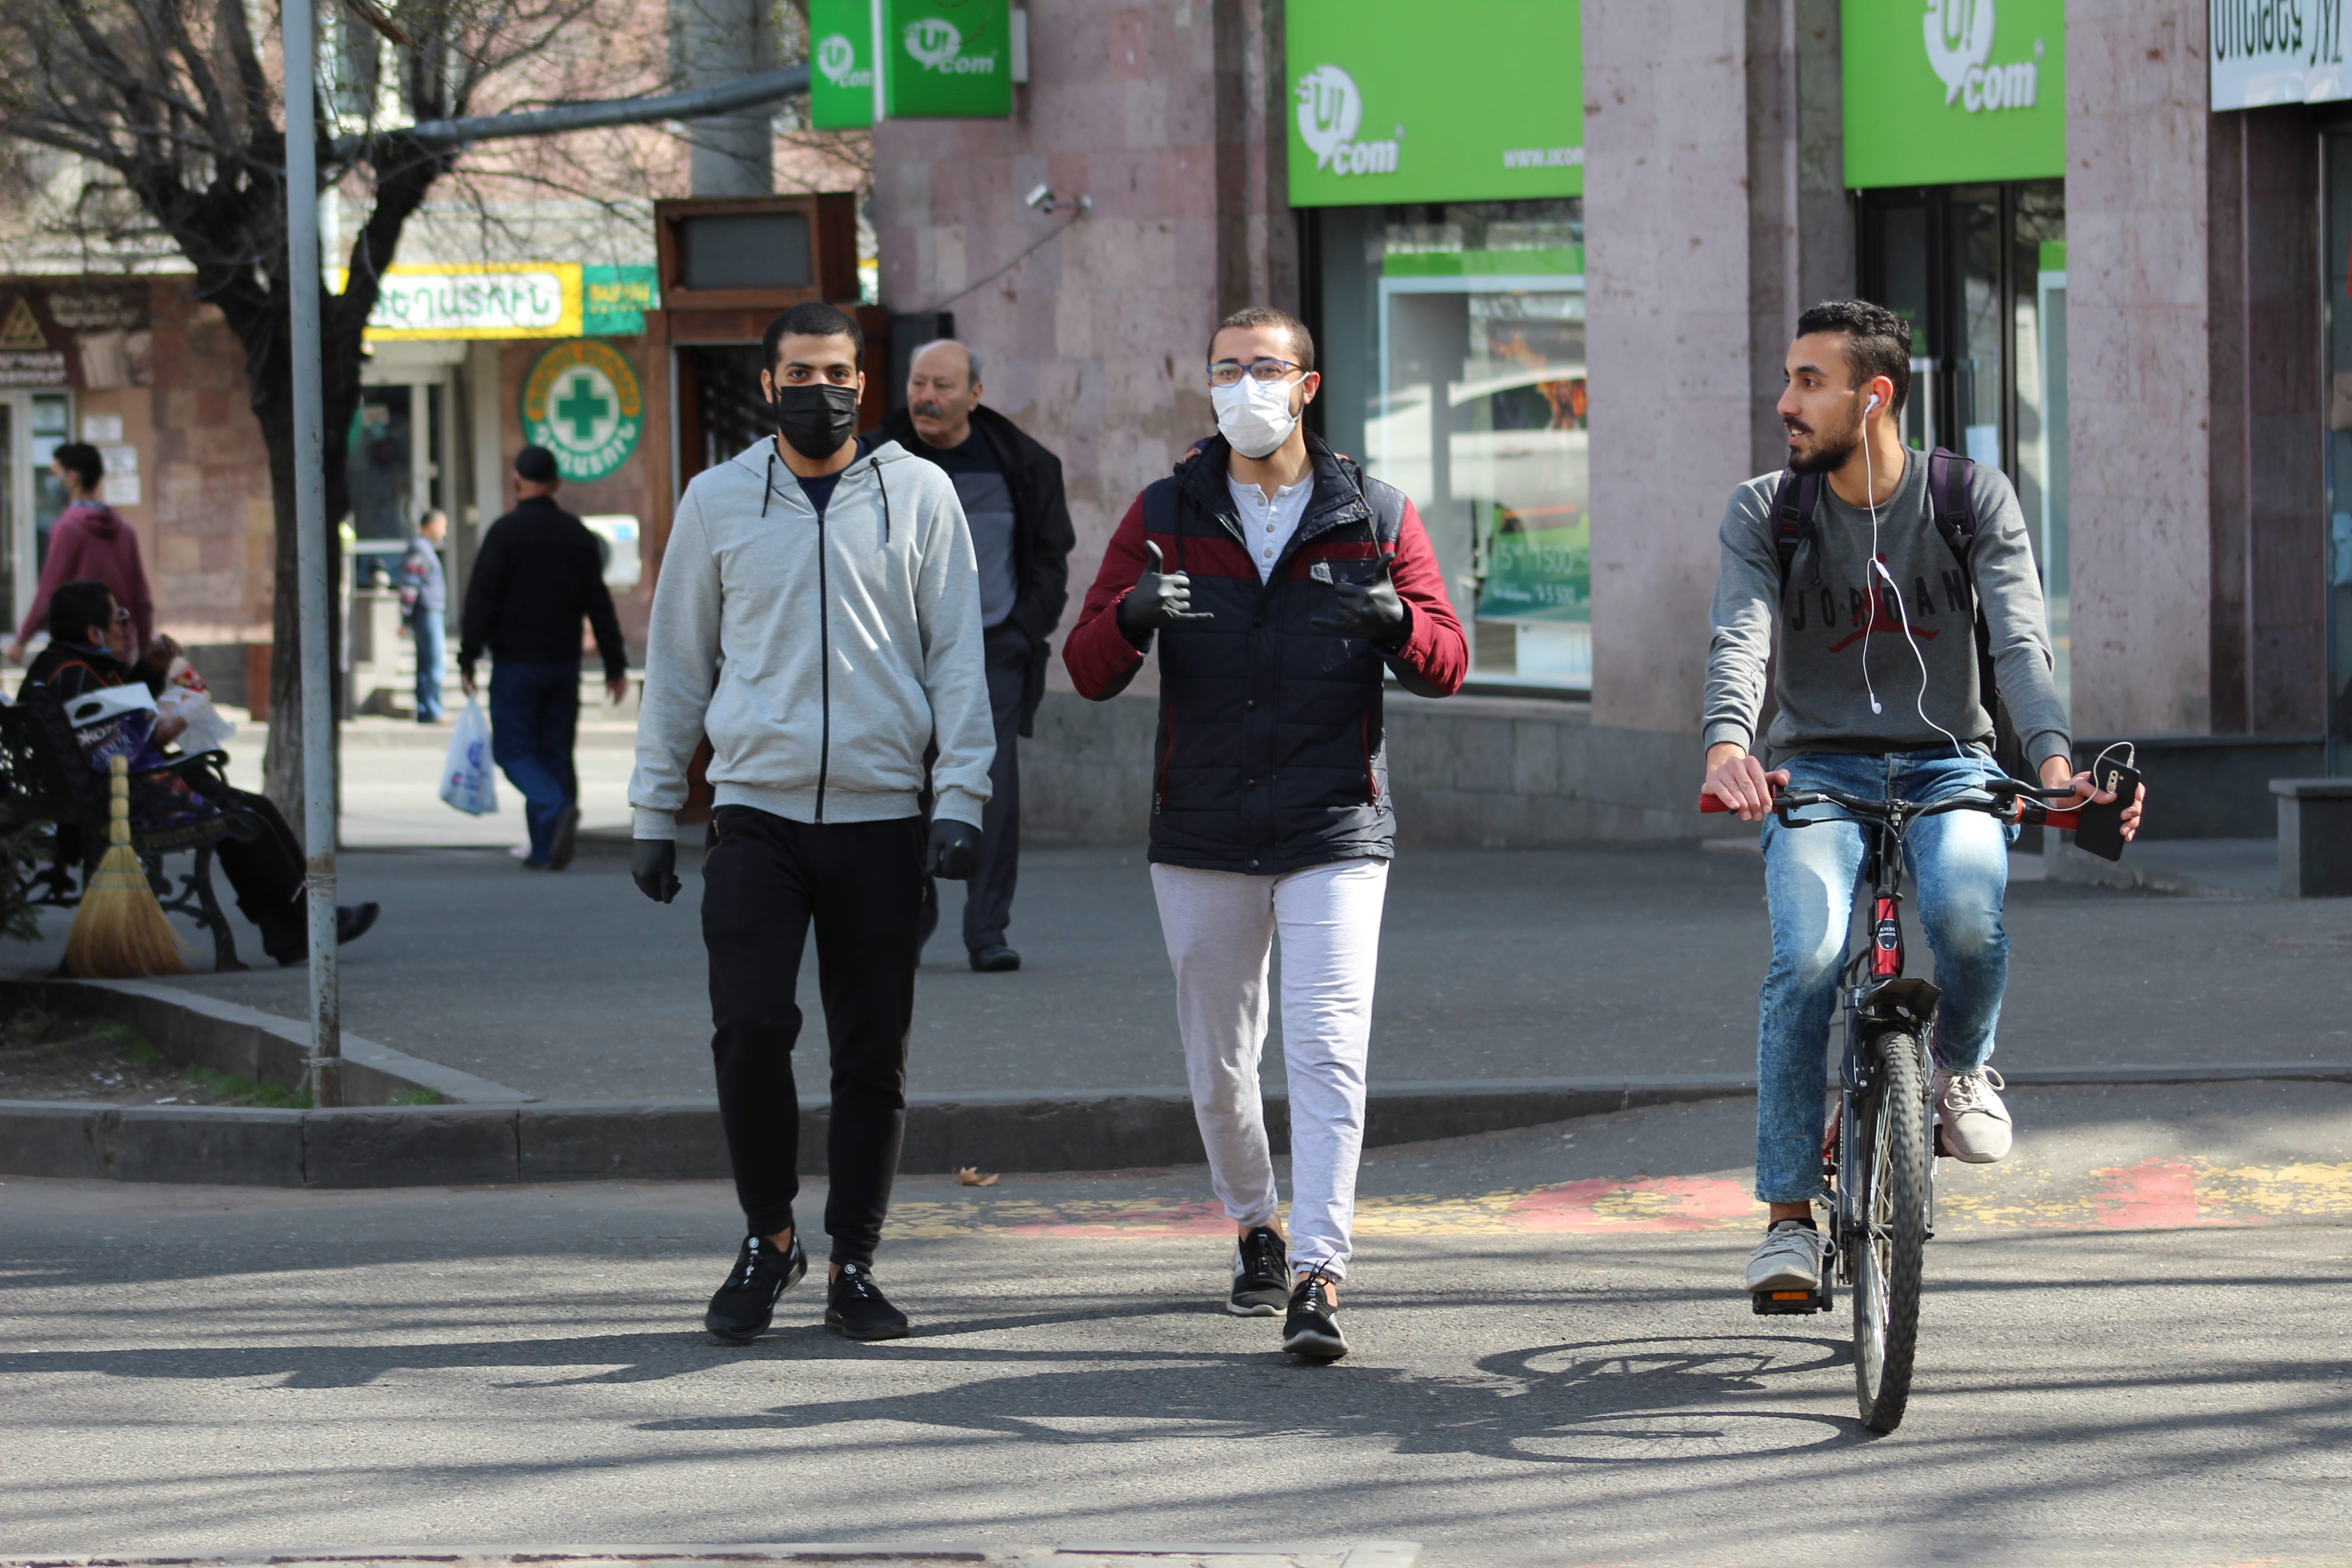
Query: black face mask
xmin=772 ymin=382 xmax=861 ymax=461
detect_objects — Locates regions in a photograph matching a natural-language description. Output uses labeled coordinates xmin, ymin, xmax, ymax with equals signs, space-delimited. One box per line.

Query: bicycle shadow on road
xmin=635 ymin=1332 xmax=1869 ymax=1465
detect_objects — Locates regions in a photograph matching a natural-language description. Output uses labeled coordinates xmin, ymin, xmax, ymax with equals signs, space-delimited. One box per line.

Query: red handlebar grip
xmin=1698 ymin=793 xmax=1730 ymax=813
xmin=2041 ymin=808 xmax=2080 ymax=831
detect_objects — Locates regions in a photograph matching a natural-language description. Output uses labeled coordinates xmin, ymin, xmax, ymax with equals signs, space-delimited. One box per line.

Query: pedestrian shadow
xmin=637 ymin=1332 xmax=1867 ymax=1465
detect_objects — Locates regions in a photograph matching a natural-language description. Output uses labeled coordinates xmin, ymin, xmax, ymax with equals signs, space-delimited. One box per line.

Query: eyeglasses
xmin=1206 ymin=358 xmax=1303 ymax=387
xmin=112 ymin=608 xmax=131 ymax=624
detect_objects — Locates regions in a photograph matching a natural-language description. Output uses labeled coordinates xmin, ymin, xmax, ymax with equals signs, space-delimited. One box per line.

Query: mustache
xmin=1783 ymin=417 xmax=1814 ymax=437
xmin=911 ymin=400 xmax=950 ymax=418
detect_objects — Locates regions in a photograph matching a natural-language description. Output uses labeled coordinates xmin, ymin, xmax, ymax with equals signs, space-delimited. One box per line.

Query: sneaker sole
xmin=1227 ymin=1295 xmax=1284 ymax=1317
xmin=1744 ymin=1264 xmax=1822 ymax=1293
xmin=825 ymin=1316 xmax=911 ymax=1341
xmin=1283 ymin=1327 xmax=1349 ymax=1360
xmin=704 ymin=1316 xmax=769 ymax=1346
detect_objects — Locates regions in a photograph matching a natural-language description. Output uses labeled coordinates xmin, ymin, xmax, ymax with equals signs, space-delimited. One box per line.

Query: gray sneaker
xmin=1934 ymin=1067 xmax=2013 ymax=1163
xmin=1743 ymin=1220 xmax=1828 ymax=1293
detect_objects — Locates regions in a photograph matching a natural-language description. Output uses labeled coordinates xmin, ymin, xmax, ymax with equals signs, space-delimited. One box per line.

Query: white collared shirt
xmin=1228 ymin=473 xmax=1314 ymax=582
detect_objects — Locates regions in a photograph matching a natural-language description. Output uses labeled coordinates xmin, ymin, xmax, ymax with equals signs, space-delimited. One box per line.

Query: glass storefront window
xmin=2323 ymin=133 xmax=2352 ymax=771
xmin=1315 ymin=200 xmax=1590 ymax=690
xmin=1859 ymin=180 xmax=2068 ymax=717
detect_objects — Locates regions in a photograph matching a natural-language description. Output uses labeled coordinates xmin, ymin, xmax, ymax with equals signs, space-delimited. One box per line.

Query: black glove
xmin=631 ymin=838 xmax=681 ymax=904
xmin=1116 ymin=542 xmax=1216 ymax=643
xmin=927 ymin=817 xmax=982 ymax=881
xmin=1309 ymin=551 xmax=1409 ymax=649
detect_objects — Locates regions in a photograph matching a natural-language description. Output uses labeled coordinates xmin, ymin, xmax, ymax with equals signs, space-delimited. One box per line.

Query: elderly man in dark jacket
xmin=873 ymin=339 xmax=1074 ymax=972
xmin=1063 ymin=307 xmax=1466 ymax=1361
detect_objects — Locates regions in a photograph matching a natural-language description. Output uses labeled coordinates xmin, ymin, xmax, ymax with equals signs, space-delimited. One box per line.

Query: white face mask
xmin=1211 ymin=376 xmax=1301 ymax=460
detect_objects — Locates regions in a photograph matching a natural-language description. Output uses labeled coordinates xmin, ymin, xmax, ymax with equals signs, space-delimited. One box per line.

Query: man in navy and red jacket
xmin=1063 ymin=305 xmax=1466 ymax=1361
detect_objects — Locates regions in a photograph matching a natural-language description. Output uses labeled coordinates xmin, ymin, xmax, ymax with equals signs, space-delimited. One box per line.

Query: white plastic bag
xmin=156 ymin=685 xmax=237 ymax=756
xmin=440 ymin=696 xmax=499 ymax=815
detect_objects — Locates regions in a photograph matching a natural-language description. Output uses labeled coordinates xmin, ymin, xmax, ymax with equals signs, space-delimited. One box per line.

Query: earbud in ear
xmin=1866 ymin=393 xmax=1882 ymax=413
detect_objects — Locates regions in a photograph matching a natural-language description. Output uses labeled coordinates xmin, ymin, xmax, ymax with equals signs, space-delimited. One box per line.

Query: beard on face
xmin=1784 ymin=402 xmax=1863 ymax=475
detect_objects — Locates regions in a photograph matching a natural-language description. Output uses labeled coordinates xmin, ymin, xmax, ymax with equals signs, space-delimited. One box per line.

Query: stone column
xmin=671 ymin=0 xmax=774 ymax=196
xmin=2066 ymin=0 xmax=2215 ymax=736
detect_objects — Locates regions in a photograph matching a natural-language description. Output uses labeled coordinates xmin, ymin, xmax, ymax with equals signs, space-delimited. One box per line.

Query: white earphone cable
xmin=1858 ymin=390 xmax=1980 ymax=786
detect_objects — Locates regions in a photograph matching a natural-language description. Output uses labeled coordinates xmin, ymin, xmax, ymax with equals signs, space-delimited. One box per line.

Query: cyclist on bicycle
xmin=1702 ymin=299 xmax=2141 ymax=1297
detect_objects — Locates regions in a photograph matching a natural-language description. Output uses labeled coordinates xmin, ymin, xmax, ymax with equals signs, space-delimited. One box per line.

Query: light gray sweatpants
xmin=1150 ymin=856 xmax=1389 ymax=1280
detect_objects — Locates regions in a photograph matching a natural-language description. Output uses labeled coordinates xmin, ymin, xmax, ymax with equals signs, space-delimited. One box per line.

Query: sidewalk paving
xmin=7 ymin=829 xmax=2352 ymax=1104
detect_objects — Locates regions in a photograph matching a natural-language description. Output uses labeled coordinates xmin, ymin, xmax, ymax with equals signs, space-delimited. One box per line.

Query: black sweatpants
xmin=703 ymin=805 xmax=925 ymax=1264
xmin=960 ymin=622 xmax=1028 ymax=952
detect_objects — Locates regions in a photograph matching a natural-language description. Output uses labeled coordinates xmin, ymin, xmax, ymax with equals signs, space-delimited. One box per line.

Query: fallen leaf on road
xmin=957 ymin=1166 xmax=999 ymax=1186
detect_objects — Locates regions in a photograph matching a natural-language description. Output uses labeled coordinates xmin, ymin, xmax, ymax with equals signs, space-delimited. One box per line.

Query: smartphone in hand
xmin=2072 ymin=760 xmax=2141 ymax=862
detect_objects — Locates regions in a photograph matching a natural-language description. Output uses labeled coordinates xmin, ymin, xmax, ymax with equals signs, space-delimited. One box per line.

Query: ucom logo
xmin=1923 ymin=0 xmax=2042 ymax=113
xmin=1295 ymin=64 xmax=1400 ymax=176
xmin=816 ymin=33 xmax=867 ymax=89
xmin=904 ymin=17 xmax=997 ymax=74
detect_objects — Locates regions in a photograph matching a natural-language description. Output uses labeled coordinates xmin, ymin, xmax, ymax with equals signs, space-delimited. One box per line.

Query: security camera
xmin=1023 ymin=183 xmax=1053 ymax=210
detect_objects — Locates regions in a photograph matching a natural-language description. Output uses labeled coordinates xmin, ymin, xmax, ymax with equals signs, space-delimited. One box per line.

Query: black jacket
xmin=872 ymin=403 xmax=1075 ymax=735
xmin=459 ymin=496 xmax=627 ymax=681
xmin=1063 ymin=436 xmax=1468 ymax=876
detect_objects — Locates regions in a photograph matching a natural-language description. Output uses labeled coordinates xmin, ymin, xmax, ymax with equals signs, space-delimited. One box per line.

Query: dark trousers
xmin=703 ymin=805 xmax=925 ymax=1263
xmin=155 ymin=761 xmax=307 ymax=958
xmin=411 ymin=609 xmax=445 ymax=723
xmin=960 ymin=621 xmax=1029 ymax=951
xmin=488 ymin=661 xmax=580 ymax=864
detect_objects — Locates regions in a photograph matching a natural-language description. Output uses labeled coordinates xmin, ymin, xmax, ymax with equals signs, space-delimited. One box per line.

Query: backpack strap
xmin=1927 ymin=447 xmax=2007 ymax=747
xmin=1768 ymin=468 xmax=1821 ymax=587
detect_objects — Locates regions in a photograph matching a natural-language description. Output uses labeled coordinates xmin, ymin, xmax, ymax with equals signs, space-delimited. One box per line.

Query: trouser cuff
xmin=742 ymin=1205 xmax=795 ymax=1240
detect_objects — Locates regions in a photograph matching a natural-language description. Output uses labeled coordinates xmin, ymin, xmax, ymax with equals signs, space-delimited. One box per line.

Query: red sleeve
xmin=119 ymin=525 xmax=155 ymax=651
xmin=16 ymin=515 xmax=82 ymax=645
xmin=1384 ymin=499 xmax=1468 ymax=696
xmin=1060 ymin=492 xmax=1152 ymax=699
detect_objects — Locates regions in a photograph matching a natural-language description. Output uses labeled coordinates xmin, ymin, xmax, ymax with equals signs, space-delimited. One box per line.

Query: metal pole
xmin=281 ymin=0 xmax=340 ymax=1107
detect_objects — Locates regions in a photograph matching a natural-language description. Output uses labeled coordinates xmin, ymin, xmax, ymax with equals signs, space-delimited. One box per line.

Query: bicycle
xmin=1700 ymin=774 xmax=2081 ymax=1433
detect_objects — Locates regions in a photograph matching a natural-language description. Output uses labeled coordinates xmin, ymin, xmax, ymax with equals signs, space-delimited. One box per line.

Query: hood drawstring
xmin=761 ymin=451 xmax=776 ymax=518
xmin=877 ymin=460 xmax=891 ymax=543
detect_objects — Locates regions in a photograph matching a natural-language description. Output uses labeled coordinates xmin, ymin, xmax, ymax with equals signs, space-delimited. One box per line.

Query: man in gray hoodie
xmin=628 ymin=301 xmax=994 ymax=1344
xmin=1702 ymin=299 xmax=2140 ymax=1301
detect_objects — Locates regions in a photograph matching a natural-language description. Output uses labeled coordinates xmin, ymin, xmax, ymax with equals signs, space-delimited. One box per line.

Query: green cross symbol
xmin=555 ymin=373 xmax=611 ymax=441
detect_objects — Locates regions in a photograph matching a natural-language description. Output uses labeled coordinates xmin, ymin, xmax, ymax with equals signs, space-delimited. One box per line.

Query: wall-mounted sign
xmin=519 ymin=341 xmax=643 ymax=483
xmin=1284 ymin=0 xmax=1582 ymax=208
xmin=2211 ymin=0 xmax=2352 ymax=109
xmin=363 ymin=264 xmax=583 ymax=340
xmin=810 ymin=0 xmax=875 ymax=127
xmin=875 ymin=0 xmax=1012 ymax=120
xmin=1842 ymin=0 xmax=2064 ymax=189
xmin=0 ymin=283 xmax=152 ymax=388
xmin=582 ymin=265 xmax=660 ymax=335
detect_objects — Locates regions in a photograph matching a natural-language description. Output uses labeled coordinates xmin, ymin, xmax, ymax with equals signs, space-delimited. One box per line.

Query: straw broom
xmin=65 ymin=755 xmax=186 ymax=978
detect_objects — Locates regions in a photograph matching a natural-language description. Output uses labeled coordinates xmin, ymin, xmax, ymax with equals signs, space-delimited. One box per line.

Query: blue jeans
xmin=1754 ymin=749 xmax=2015 ymax=1202
xmin=410 ymin=609 xmax=444 ymax=722
xmin=488 ymin=661 xmax=580 ymax=864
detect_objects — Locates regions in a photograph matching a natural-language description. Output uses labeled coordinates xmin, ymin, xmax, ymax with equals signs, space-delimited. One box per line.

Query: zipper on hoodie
xmin=814 ymin=482 xmax=831 ymax=822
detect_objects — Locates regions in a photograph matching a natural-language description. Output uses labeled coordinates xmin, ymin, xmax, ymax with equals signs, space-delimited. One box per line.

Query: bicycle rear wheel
xmin=1850 ymin=1028 xmax=1930 ymax=1432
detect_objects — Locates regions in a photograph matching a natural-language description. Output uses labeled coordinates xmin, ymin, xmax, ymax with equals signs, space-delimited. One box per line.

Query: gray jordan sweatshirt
xmin=1703 ymin=449 xmax=2070 ymax=771
xmin=630 ymin=436 xmax=994 ymax=838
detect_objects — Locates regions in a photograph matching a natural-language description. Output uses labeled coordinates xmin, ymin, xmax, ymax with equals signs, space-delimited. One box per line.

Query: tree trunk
xmin=252 ymin=328 xmax=351 ymax=831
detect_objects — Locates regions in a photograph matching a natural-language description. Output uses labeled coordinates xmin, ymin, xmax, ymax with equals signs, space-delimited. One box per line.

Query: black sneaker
xmin=1228 ymin=1226 xmax=1289 ymax=1316
xmin=548 ymin=803 xmax=582 ymax=871
xmin=825 ymin=1261 xmax=911 ymax=1341
xmin=704 ymin=1232 xmax=806 ymax=1344
xmin=1282 ymin=1269 xmax=1348 ymax=1361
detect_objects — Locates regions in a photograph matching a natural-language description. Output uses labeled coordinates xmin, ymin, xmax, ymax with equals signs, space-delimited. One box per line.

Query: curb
xmin=5 ymin=1066 xmax=2346 ymax=1189
xmin=1 ymin=975 xmax=531 ymax=1107
xmin=0 ymin=1546 xmax=1417 ymax=1568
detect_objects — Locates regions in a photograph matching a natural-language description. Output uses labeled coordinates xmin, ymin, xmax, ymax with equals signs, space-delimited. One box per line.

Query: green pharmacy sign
xmin=877 ymin=0 xmax=1011 ymax=120
xmin=1842 ymin=0 xmax=2064 ymax=188
xmin=1284 ymin=0 xmax=1583 ymax=208
xmin=520 ymin=341 xmax=643 ymax=484
xmin=809 ymin=0 xmax=874 ymax=129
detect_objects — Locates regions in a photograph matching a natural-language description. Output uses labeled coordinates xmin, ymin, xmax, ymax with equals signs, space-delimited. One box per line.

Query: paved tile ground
xmin=5 ymin=1082 xmax=2349 ymax=1567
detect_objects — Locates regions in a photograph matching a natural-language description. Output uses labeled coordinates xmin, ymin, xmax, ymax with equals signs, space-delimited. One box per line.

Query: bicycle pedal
xmin=1750 ymin=1283 xmax=1833 ymax=1315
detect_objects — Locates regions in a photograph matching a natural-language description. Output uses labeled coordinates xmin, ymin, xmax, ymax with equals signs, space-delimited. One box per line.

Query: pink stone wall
xmin=871 ymin=0 xmax=1295 ymax=693
xmin=1584 ymin=1 xmax=1758 ymax=740
xmin=2066 ymin=0 xmax=2216 ymax=736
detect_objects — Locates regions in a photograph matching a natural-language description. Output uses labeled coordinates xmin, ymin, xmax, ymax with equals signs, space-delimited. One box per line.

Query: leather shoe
xmin=969 ymin=944 xmax=1020 ymax=973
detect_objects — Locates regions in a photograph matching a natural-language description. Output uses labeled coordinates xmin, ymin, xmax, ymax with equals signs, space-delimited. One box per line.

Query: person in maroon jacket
xmin=8 ymin=441 xmax=155 ymax=664
xmin=1063 ymin=305 xmax=1467 ymax=1361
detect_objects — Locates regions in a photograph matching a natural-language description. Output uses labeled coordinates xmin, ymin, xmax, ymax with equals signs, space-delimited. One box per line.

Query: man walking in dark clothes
xmin=872 ymin=339 xmax=1074 ymax=972
xmin=460 ymin=446 xmax=628 ymax=870
xmin=629 ymin=302 xmax=994 ymax=1345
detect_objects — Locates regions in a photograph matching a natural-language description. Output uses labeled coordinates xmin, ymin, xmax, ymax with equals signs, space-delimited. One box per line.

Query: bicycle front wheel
xmin=1851 ymin=1028 xmax=1930 ymax=1432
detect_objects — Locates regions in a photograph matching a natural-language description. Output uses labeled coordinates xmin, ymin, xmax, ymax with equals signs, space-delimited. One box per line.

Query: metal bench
xmin=0 ymin=696 xmax=263 ymax=970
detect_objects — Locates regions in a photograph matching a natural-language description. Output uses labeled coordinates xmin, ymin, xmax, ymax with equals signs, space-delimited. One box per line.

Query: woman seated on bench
xmin=19 ymin=578 xmax=379 ymax=964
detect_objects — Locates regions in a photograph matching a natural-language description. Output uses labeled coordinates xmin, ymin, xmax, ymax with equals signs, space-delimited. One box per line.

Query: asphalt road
xmin=6 ymin=1081 xmax=2350 ymax=1566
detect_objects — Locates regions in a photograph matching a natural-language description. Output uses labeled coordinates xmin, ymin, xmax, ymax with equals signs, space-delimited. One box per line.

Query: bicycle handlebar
xmin=1698 ymin=782 xmax=2081 ymax=830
